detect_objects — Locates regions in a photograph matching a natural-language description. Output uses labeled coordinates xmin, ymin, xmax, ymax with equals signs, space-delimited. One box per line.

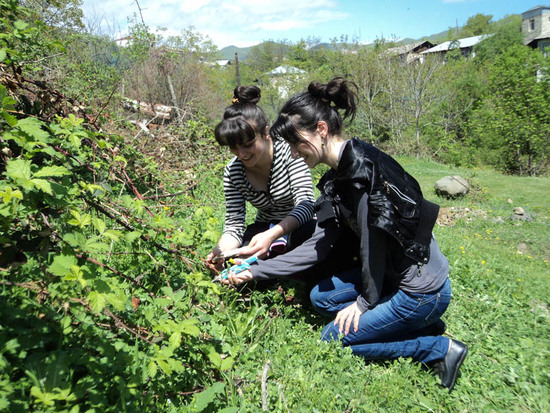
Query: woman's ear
xmin=317 ymin=121 xmax=329 ymax=138
xmin=263 ymin=125 xmax=270 ymax=139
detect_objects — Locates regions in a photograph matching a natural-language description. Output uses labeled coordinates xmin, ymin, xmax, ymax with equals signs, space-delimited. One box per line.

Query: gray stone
xmin=510 ymin=207 xmax=533 ymax=222
xmin=434 ymin=175 xmax=469 ymax=198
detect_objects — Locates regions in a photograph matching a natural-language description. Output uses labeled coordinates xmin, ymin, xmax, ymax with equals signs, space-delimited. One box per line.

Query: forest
xmin=0 ymin=0 xmax=549 ymax=411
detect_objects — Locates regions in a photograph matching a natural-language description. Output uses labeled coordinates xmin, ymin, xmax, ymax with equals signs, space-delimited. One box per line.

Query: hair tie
xmin=232 ymin=97 xmax=239 ymax=104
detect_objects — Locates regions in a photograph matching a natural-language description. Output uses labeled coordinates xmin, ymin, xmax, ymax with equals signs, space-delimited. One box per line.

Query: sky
xmin=80 ymin=0 xmax=544 ymax=48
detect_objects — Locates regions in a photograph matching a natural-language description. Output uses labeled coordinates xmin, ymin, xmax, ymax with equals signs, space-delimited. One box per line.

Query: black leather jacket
xmin=316 ymin=138 xmax=439 ymax=264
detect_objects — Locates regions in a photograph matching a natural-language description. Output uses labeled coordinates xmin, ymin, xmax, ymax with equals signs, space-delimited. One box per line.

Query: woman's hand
xmin=237 ymin=230 xmax=275 ymax=258
xmin=222 ymin=268 xmax=253 ymax=286
xmin=205 ymin=250 xmax=225 ymax=273
xmin=334 ymin=302 xmax=363 ymax=335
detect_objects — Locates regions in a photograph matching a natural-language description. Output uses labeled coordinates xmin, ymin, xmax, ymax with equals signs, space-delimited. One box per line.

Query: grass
xmin=194 ymin=155 xmax=550 ymax=412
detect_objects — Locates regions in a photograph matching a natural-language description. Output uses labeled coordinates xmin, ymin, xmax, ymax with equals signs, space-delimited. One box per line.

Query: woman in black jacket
xmin=223 ymin=78 xmax=468 ymax=392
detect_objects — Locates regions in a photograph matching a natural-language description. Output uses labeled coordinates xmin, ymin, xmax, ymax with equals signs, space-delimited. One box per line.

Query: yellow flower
xmin=163 ymin=206 xmax=169 ymax=211
xmin=481 ymin=260 xmax=486 ymax=265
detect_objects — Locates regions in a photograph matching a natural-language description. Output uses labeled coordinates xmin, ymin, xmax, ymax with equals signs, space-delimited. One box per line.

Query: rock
xmin=513 ymin=207 xmax=525 ymax=215
xmin=434 ymin=175 xmax=469 ymax=198
xmin=510 ymin=206 xmax=533 ymax=222
xmin=517 ymin=243 xmax=529 ymax=254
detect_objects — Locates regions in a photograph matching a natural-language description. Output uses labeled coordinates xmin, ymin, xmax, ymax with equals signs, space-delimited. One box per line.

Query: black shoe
xmin=425 ymin=319 xmax=446 ymax=336
xmin=437 ymin=339 xmax=468 ymax=393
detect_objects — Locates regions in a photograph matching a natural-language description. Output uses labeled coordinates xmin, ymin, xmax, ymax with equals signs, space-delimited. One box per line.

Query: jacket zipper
xmin=384 ymin=181 xmax=417 ymax=205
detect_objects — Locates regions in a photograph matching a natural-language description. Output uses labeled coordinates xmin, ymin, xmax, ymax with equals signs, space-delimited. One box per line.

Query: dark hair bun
xmin=307 ymin=81 xmax=328 ymax=103
xmin=233 ymin=85 xmax=261 ymax=105
xmin=308 ymin=77 xmax=357 ymax=120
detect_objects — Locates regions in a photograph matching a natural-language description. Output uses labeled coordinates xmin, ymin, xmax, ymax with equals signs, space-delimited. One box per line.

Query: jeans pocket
xmin=423 ymin=291 xmax=451 ymax=325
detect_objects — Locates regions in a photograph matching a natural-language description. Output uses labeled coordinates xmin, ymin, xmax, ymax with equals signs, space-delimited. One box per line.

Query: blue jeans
xmin=310 ymin=268 xmax=451 ymax=364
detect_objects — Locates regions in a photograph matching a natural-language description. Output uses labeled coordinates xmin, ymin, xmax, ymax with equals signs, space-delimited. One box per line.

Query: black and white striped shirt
xmin=223 ymin=139 xmax=315 ymax=244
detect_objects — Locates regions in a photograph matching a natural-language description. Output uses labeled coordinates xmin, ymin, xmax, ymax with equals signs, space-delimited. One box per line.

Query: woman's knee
xmin=310 ymin=285 xmax=328 ymax=311
xmin=320 ymin=323 xmax=339 ymax=342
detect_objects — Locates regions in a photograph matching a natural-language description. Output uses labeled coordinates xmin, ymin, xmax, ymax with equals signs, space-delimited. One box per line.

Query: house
xmin=204 ymin=59 xmax=232 ymax=67
xmin=115 ymin=36 xmax=132 ymax=48
xmin=266 ymin=65 xmax=306 ymax=76
xmin=522 ymin=5 xmax=550 ymax=54
xmin=421 ymin=34 xmax=493 ymax=60
xmin=256 ymin=65 xmax=306 ymax=98
xmin=384 ymin=40 xmax=435 ymax=63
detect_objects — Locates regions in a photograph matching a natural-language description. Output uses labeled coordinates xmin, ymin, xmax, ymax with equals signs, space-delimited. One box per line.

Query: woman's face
xmin=288 ymin=128 xmax=323 ymax=169
xmin=229 ymin=133 xmax=270 ymax=168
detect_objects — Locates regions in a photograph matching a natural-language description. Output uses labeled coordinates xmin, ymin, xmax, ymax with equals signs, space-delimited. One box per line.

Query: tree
xmin=346 ymin=45 xmax=386 ymax=140
xmin=20 ymin=0 xmax=84 ymax=31
xmin=246 ymin=40 xmax=290 ymax=73
xmin=399 ymin=55 xmax=446 ymax=154
xmin=460 ymin=13 xmax=493 ymax=37
xmin=474 ymin=15 xmax=523 ymax=62
xmin=470 ymin=45 xmax=549 ymax=175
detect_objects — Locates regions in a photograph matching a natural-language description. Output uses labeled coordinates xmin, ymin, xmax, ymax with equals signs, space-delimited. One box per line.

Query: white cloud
xmin=82 ymin=0 xmax=348 ymax=47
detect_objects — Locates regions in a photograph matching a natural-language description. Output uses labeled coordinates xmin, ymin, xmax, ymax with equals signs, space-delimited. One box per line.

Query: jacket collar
xmin=333 ymin=138 xmax=374 ymax=190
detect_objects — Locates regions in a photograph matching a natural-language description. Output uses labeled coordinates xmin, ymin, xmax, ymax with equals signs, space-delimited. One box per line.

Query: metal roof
xmin=421 ymin=34 xmax=493 ymax=54
xmin=266 ymin=65 xmax=306 ymax=75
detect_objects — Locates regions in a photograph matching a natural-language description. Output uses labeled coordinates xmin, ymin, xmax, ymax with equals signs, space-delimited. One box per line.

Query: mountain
xmin=216 ymin=26 xmax=470 ymax=61
xmin=218 ymin=45 xmax=253 ymax=61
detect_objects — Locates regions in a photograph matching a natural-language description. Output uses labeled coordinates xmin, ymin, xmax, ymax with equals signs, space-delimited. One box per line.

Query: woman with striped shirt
xmin=206 ymin=85 xmax=315 ymax=273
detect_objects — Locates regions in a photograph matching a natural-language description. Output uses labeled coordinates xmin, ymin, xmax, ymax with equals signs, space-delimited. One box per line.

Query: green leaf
xmin=169 ymin=332 xmax=182 ymax=350
xmin=106 ymin=289 xmax=127 ymax=311
xmin=0 ymin=186 xmax=23 ymax=204
xmin=156 ymin=358 xmax=172 ymax=375
xmin=1 ymin=109 xmax=17 ymax=126
xmin=88 ymin=291 xmax=107 ymax=313
xmin=0 ymin=49 xmax=6 ymax=63
xmin=33 ymin=165 xmax=70 ymax=178
xmin=6 ymin=159 xmax=31 ymax=181
xmin=220 ymin=356 xmax=234 ymax=371
xmin=193 ymin=382 xmax=224 ymax=411
xmin=13 ymin=20 xmax=28 ymax=30
xmin=180 ymin=319 xmax=201 ymax=337
xmin=64 ymin=232 xmax=87 ymax=249
xmin=30 ymin=179 xmax=52 ymax=195
xmin=103 ymin=230 xmax=121 ymax=242
xmin=30 ymin=386 xmax=55 ymax=406
xmin=147 ymin=360 xmax=158 ymax=378
xmin=49 ymin=254 xmax=78 ymax=277
xmin=16 ymin=118 xmax=50 ymax=142
xmin=125 ymin=231 xmax=142 ymax=243
xmin=68 ymin=133 xmax=81 ymax=148
xmin=92 ymin=217 xmax=106 ymax=234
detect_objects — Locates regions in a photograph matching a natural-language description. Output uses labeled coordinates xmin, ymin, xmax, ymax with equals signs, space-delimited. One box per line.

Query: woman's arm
xmin=355 ymin=192 xmax=387 ymax=312
xmin=236 ymin=215 xmax=299 ymax=257
xmin=206 ymin=163 xmax=246 ymax=271
xmin=220 ymin=163 xmax=247 ymax=243
xmin=286 ymin=155 xmax=316 ymax=225
xmin=225 ymin=220 xmax=341 ymax=284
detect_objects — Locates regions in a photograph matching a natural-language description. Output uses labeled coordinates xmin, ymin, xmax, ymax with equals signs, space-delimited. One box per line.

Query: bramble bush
xmin=0 ymin=83 xmax=251 ymax=411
